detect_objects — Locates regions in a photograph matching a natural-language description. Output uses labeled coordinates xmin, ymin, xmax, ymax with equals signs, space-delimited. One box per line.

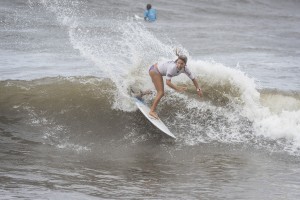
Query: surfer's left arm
xmin=191 ymin=78 xmax=202 ymax=97
xmin=184 ymin=67 xmax=202 ymax=97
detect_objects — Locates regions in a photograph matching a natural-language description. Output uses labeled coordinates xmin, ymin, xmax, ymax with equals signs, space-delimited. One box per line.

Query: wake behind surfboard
xmin=130 ymin=88 xmax=176 ymax=139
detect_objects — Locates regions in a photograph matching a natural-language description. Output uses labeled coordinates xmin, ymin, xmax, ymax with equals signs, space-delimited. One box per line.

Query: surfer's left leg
xmin=149 ymin=68 xmax=164 ymax=119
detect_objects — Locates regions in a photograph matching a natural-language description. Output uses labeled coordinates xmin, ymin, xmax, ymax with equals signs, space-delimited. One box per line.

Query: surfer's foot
xmin=149 ymin=111 xmax=159 ymax=119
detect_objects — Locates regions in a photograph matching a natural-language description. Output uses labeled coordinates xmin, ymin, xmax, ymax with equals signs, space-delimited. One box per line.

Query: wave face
xmin=1 ymin=75 xmax=300 ymax=155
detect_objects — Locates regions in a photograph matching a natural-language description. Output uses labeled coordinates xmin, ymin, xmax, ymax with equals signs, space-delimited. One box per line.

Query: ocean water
xmin=1 ymin=0 xmax=300 ymax=199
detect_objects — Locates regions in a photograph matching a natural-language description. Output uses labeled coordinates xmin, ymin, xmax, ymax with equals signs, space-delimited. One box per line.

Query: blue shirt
xmin=144 ymin=8 xmax=157 ymax=22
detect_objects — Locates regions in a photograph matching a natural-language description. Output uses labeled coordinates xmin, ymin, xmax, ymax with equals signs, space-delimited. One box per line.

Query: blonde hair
xmin=175 ymin=49 xmax=188 ymax=64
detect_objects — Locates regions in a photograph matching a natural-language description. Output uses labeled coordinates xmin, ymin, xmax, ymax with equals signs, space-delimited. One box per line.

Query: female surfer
xmin=148 ymin=50 xmax=203 ymax=119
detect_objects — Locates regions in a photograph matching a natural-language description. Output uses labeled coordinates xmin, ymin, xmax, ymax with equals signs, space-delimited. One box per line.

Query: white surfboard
xmin=134 ymin=98 xmax=176 ymax=139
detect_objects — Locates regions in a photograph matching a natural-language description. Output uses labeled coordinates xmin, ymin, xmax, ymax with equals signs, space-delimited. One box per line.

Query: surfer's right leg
xmin=149 ymin=66 xmax=164 ymax=119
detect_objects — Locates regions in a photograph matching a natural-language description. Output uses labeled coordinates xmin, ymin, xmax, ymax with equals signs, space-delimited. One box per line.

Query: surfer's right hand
xmin=176 ymin=86 xmax=187 ymax=93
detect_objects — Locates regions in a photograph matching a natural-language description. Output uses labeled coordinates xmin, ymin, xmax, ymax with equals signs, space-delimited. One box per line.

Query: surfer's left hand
xmin=196 ymin=88 xmax=203 ymax=97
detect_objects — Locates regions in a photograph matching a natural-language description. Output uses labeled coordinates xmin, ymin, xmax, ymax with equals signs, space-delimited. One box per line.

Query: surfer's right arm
xmin=166 ymin=79 xmax=187 ymax=92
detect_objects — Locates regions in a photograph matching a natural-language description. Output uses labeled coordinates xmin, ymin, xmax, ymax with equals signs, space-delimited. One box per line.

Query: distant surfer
xmin=148 ymin=50 xmax=203 ymax=119
xmin=144 ymin=4 xmax=157 ymax=22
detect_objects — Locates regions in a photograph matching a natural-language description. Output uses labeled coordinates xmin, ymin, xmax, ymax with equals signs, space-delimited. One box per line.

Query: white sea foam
xmin=181 ymin=59 xmax=300 ymax=155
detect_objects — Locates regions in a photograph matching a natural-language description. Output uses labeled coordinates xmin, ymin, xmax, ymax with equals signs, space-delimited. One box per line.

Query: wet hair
xmin=175 ymin=49 xmax=188 ymax=64
xmin=146 ymin=4 xmax=152 ymax=10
